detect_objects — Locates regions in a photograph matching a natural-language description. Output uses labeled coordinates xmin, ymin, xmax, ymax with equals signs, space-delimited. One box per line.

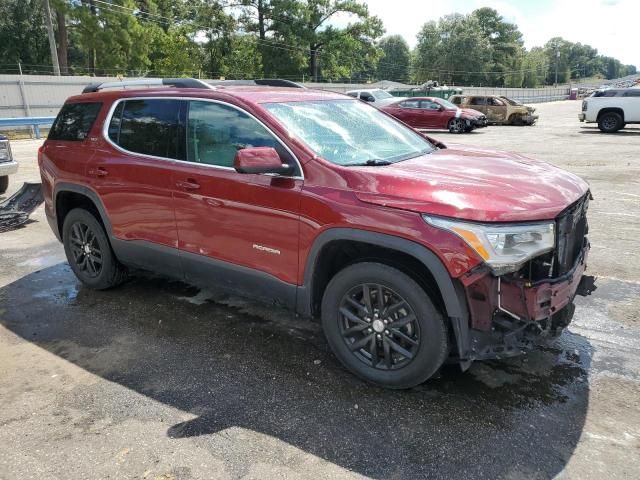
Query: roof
xmin=67 ymin=85 xmax=349 ymax=105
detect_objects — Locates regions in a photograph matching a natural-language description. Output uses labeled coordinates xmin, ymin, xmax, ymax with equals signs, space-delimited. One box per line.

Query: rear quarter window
xmin=48 ymin=102 xmax=102 ymax=141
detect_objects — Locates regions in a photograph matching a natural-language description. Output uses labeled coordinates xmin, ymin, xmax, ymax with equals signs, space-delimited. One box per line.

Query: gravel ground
xmin=0 ymin=100 xmax=639 ymax=480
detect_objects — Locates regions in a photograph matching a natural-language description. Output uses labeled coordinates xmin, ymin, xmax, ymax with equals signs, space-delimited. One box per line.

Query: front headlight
xmin=0 ymin=140 xmax=10 ymax=163
xmin=423 ymin=215 xmax=555 ymax=275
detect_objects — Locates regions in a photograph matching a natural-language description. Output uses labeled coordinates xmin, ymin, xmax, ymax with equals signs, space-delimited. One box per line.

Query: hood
xmin=460 ymin=108 xmax=484 ymax=118
xmin=343 ymin=144 xmax=589 ymax=222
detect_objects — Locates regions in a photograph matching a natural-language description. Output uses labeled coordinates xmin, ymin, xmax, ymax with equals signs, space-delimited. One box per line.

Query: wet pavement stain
xmin=0 ymin=262 xmax=600 ymax=479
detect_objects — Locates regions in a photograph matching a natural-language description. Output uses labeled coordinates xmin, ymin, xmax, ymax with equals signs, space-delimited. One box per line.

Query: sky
xmin=356 ymin=0 xmax=639 ymax=67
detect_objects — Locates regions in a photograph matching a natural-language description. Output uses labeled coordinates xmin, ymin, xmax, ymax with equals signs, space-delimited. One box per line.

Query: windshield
xmin=372 ymin=89 xmax=393 ymax=99
xmin=436 ymin=98 xmax=458 ymax=110
xmin=501 ymin=96 xmax=522 ymax=106
xmin=264 ymin=99 xmax=435 ymax=166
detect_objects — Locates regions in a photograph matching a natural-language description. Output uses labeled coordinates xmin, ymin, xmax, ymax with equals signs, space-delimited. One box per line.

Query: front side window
xmin=109 ymin=99 xmax=184 ymax=159
xmin=421 ymin=100 xmax=440 ymax=110
xmin=264 ymin=99 xmax=435 ymax=166
xmin=49 ymin=102 xmax=102 ymax=141
xmin=186 ymin=101 xmax=298 ymax=174
xmin=399 ymin=100 xmax=421 ymax=108
xmin=623 ymin=90 xmax=640 ymax=97
xmin=371 ymin=89 xmax=393 ymax=100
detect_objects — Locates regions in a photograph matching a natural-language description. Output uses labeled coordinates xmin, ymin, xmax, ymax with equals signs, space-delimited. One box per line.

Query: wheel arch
xmin=297 ymin=228 xmax=471 ymax=362
xmin=597 ymin=107 xmax=625 ymax=122
xmin=53 ymin=183 xmax=112 ymax=240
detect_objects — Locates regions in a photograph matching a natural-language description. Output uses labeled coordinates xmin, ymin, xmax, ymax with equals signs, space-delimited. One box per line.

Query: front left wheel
xmin=62 ymin=208 xmax=127 ymax=289
xmin=0 ymin=175 xmax=8 ymax=194
xmin=448 ymin=118 xmax=465 ymax=133
xmin=321 ymin=262 xmax=448 ymax=389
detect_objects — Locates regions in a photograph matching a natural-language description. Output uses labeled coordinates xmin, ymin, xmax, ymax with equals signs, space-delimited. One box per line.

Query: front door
xmin=171 ymin=100 xmax=303 ymax=305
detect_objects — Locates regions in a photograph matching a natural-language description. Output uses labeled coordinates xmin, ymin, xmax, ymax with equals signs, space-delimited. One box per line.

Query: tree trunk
xmin=310 ymin=47 xmax=318 ymax=82
xmin=55 ymin=9 xmax=68 ymax=75
xmin=89 ymin=0 xmax=96 ymax=74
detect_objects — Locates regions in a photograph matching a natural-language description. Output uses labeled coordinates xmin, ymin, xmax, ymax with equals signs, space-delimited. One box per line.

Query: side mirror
xmin=234 ymin=147 xmax=293 ymax=175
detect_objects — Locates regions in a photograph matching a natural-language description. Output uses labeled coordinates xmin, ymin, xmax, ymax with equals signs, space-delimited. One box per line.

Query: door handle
xmin=89 ymin=167 xmax=108 ymax=177
xmin=176 ymin=179 xmax=200 ymax=190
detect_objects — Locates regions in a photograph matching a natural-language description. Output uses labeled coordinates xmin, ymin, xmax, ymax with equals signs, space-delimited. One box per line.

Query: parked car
xmin=39 ymin=78 xmax=590 ymax=389
xmin=0 ymin=134 xmax=17 ymax=194
xmin=579 ymin=88 xmax=640 ymax=132
xmin=380 ymin=97 xmax=488 ymax=133
xmin=345 ymin=88 xmax=402 ymax=106
xmin=449 ymin=94 xmax=538 ymax=125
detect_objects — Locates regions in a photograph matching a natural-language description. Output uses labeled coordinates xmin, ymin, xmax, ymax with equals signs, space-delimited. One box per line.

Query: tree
xmin=0 ymin=0 xmax=51 ymax=73
xmin=471 ymin=8 xmax=524 ymax=87
xmin=412 ymin=14 xmax=490 ymax=85
xmin=376 ymin=35 xmax=409 ymax=82
xmin=267 ymin=0 xmax=383 ymax=81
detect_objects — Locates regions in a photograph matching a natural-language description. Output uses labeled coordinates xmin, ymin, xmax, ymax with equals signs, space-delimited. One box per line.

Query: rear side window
xmin=108 ymin=99 xmax=184 ymax=159
xmin=48 ymin=102 xmax=102 ymax=141
xmin=623 ymin=90 xmax=640 ymax=97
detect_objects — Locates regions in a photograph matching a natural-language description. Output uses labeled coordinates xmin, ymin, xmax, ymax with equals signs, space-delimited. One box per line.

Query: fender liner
xmin=296 ymin=228 xmax=471 ymax=362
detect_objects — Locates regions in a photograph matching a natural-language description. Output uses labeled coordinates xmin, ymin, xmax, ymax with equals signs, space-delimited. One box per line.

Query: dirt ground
xmin=0 ymin=100 xmax=639 ymax=480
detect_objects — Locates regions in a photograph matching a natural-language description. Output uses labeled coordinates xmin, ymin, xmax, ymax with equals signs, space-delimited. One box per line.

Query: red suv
xmin=39 ymin=78 xmax=590 ymax=389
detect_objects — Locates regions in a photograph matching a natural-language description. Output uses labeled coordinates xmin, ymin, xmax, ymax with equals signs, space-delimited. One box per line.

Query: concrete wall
xmin=0 ymin=74 xmax=571 ymax=123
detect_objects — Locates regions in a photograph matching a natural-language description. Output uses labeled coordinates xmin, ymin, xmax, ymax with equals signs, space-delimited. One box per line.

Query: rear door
xmin=88 ymin=98 xmax=184 ymax=276
xmin=391 ymin=99 xmax=422 ymax=126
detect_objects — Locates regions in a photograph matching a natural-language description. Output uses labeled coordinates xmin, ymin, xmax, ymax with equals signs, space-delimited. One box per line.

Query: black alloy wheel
xmin=69 ymin=221 xmax=103 ymax=278
xmin=321 ymin=262 xmax=448 ymax=389
xmin=62 ymin=208 xmax=127 ymax=289
xmin=338 ymin=283 xmax=420 ymax=370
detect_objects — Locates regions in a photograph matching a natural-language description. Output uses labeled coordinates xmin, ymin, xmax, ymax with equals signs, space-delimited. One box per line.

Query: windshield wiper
xmin=345 ymin=159 xmax=393 ymax=167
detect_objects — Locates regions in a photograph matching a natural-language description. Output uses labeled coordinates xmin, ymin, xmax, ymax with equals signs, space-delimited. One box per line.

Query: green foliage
xmin=376 ymin=35 xmax=410 ymax=83
xmin=0 ymin=1 xmax=635 ymax=85
xmin=0 ymin=0 xmax=51 ymax=73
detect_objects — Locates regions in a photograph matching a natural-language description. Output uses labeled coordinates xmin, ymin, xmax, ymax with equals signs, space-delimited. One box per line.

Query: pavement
xmin=0 ymin=100 xmax=639 ymax=480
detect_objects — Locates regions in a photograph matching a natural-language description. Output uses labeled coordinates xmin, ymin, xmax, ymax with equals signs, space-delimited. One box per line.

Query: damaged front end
xmin=461 ymin=194 xmax=590 ymax=360
xmin=426 ymin=193 xmax=591 ymax=362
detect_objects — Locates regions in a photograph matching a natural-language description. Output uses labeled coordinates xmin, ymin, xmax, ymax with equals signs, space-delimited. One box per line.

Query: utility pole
xmin=43 ymin=0 xmax=61 ymax=76
xmin=554 ymin=45 xmax=560 ymax=86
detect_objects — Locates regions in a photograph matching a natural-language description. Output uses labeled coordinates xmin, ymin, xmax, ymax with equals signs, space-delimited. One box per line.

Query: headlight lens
xmin=423 ymin=215 xmax=555 ymax=275
xmin=0 ymin=141 xmax=9 ymax=162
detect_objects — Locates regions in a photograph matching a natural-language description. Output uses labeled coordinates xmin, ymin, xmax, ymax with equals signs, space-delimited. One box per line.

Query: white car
xmin=579 ymin=88 xmax=640 ymax=133
xmin=0 ymin=135 xmax=17 ymax=194
xmin=345 ymin=88 xmax=405 ymax=106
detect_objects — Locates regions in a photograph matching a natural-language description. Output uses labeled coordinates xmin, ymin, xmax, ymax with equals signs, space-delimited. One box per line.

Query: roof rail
xmin=82 ymin=78 xmax=214 ymax=94
xmin=209 ymin=79 xmax=305 ymax=89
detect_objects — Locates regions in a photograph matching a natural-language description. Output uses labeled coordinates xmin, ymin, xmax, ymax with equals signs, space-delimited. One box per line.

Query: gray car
xmin=0 ymin=135 xmax=18 ymax=194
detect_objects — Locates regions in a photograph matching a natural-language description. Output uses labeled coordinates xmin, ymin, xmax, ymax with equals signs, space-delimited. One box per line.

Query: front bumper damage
xmin=459 ymin=240 xmax=589 ymax=361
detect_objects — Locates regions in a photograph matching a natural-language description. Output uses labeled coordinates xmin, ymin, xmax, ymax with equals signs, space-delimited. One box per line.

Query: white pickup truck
xmin=579 ymin=88 xmax=640 ymax=133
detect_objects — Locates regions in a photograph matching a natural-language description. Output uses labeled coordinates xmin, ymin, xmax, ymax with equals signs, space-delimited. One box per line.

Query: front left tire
xmin=321 ymin=262 xmax=449 ymax=389
xmin=0 ymin=175 xmax=8 ymax=194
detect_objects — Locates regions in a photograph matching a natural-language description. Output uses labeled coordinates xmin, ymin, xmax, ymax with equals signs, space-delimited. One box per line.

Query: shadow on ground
xmin=0 ymin=263 xmax=593 ymax=479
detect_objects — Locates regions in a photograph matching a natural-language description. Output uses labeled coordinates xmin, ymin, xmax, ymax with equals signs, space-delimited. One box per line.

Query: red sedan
xmin=381 ymin=97 xmax=488 ymax=133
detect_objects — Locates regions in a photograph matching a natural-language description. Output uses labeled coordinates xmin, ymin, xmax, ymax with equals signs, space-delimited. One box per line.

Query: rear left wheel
xmin=321 ymin=262 xmax=448 ymax=389
xmin=62 ymin=208 xmax=127 ymax=289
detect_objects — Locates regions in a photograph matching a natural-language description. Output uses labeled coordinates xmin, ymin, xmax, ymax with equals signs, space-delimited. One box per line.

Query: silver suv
xmin=0 ymin=135 xmax=18 ymax=194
